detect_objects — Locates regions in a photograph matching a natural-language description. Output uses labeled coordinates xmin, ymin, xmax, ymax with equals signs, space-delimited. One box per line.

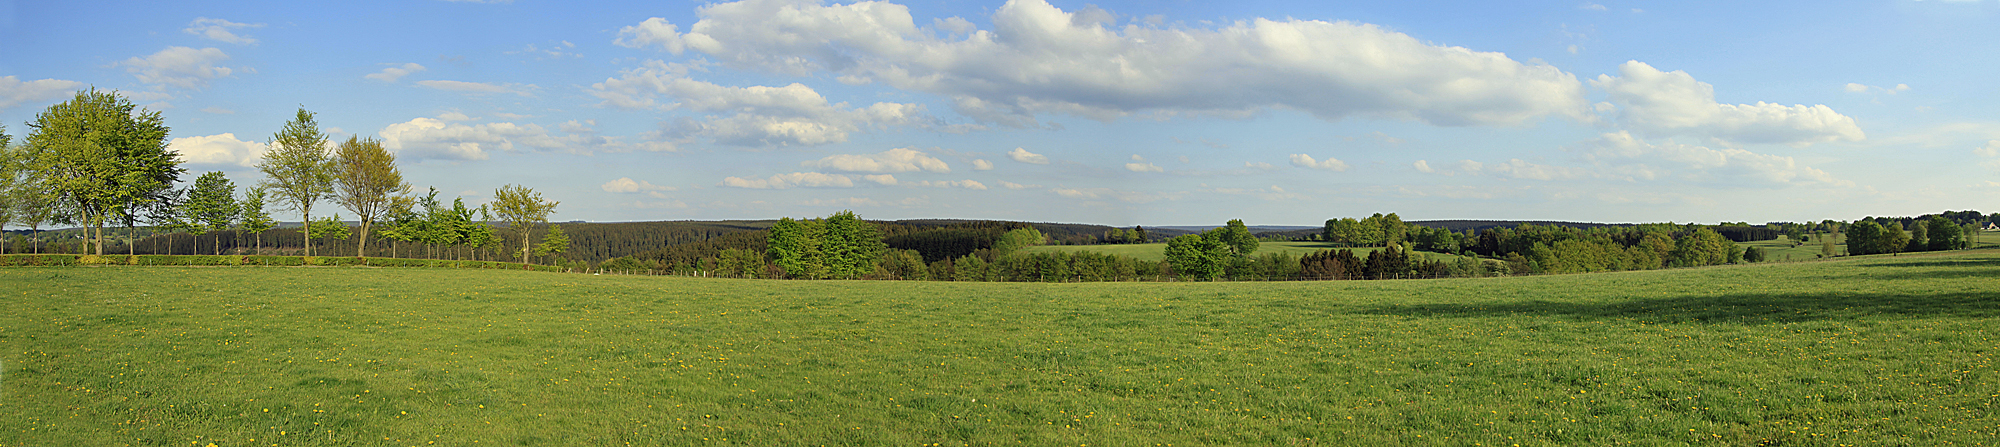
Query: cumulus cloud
xmin=1577 ymin=131 xmax=1842 ymax=185
xmin=601 ymin=177 xmax=677 ymax=198
xmin=863 ymin=174 xmax=898 ymax=185
xmin=907 ymin=179 xmax=988 ymax=190
xmin=416 ymin=80 xmax=536 ymax=97
xmin=717 ymin=172 xmax=858 ymax=189
xmin=378 ymin=115 xmax=565 ymax=160
xmin=997 ymin=180 xmax=1039 ymax=189
xmin=1289 ymin=154 xmax=1349 ymax=171
xmin=803 ymin=147 xmax=950 ymax=173
xmin=617 ymin=0 xmax=1588 ymax=128
xmin=0 ymin=76 xmax=85 ymax=110
xmin=589 ymin=60 xmax=930 ymax=147
xmin=1593 ymin=61 xmax=1863 ymax=146
xmin=1124 ymin=154 xmax=1163 ymax=172
xmin=1977 ymin=140 xmax=2000 ymax=158
xmin=1412 ymin=160 xmax=1434 ymax=173
xmin=169 ymin=133 xmax=267 ymax=167
xmin=365 ymin=63 xmax=427 ymax=82
xmin=1007 ymin=147 xmax=1049 ymax=164
xmin=183 ymin=17 xmax=263 ymax=45
xmin=122 ymin=46 xmax=235 ymax=89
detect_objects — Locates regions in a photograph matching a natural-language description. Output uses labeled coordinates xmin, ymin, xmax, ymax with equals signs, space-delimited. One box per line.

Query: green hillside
xmin=3 ymin=251 xmax=1997 ymax=445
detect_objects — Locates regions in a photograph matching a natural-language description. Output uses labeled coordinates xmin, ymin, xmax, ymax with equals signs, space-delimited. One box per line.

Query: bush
xmin=244 ymin=256 xmax=306 ymax=266
xmin=363 ymin=257 xmax=431 ymax=268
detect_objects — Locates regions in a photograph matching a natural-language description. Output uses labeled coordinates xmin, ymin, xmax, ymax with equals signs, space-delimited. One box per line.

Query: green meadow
xmin=4 ymin=251 xmax=1999 ymax=445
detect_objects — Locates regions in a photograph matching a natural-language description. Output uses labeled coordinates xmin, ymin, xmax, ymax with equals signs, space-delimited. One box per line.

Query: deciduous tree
xmin=23 ymin=89 xmax=182 ymax=255
xmin=257 ymin=108 xmax=335 ymax=256
xmin=237 ymin=187 xmax=276 ymax=254
xmin=184 ymin=171 xmax=238 ymax=255
xmin=492 ymin=184 xmax=558 ymax=264
xmin=332 ymin=136 xmax=408 ymax=257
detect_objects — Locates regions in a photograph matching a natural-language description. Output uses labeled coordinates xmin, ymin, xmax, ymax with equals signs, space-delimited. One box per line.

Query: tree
xmin=1743 ymin=246 xmax=1766 ymax=263
xmin=375 ymin=195 xmax=419 ymax=258
xmin=237 ymin=187 xmax=276 ymax=254
xmin=1908 ymin=221 xmax=1930 ymax=252
xmin=257 ymin=107 xmax=335 ymax=256
xmin=1926 ymin=216 xmax=1965 ymax=251
xmin=765 ymin=217 xmax=819 ymax=278
xmin=22 ymin=89 xmax=182 ymax=255
xmin=1218 ymin=219 xmax=1258 ymax=255
xmin=535 ymin=224 xmax=570 ymax=265
xmin=991 ymin=227 xmax=1045 ymax=257
xmin=184 ymin=171 xmax=239 ymax=255
xmin=307 ymin=214 xmax=351 ymax=253
xmin=144 ymin=188 xmax=187 ymax=255
xmin=820 ymin=210 xmax=884 ymax=279
xmin=1882 ymin=223 xmax=1910 ymax=255
xmin=1846 ymin=221 xmax=1883 ymax=256
xmin=491 ymin=184 xmax=559 ymax=264
xmin=0 ymin=129 xmax=16 ymax=252
xmin=1164 ymin=233 xmax=1225 ymax=280
xmin=332 ymin=136 xmax=409 ymax=257
xmin=1134 ymin=226 xmax=1148 ymax=243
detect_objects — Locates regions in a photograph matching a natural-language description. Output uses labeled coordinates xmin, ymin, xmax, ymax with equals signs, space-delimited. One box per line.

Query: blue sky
xmin=4 ymin=0 xmax=1998 ymax=226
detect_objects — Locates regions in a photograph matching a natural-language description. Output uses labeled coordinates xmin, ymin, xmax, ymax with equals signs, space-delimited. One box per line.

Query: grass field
xmin=4 ymin=251 xmax=1999 ymax=445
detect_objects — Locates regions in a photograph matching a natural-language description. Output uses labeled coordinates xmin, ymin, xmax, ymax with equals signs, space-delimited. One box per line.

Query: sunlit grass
xmin=3 ymin=251 xmax=1998 ymax=445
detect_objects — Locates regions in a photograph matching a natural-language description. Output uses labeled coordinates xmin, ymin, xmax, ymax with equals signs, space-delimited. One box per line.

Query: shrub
xmin=244 ymin=256 xmax=306 ymax=266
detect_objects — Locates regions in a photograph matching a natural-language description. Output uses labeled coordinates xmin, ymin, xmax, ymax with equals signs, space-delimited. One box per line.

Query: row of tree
xmin=0 ymin=89 xmax=566 ymax=264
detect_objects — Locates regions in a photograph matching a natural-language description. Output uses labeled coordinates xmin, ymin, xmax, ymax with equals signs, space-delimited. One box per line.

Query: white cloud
xmin=1976 ymin=140 xmax=2000 ymax=158
xmin=1592 ymin=61 xmax=1863 ymax=146
xmin=621 ymin=0 xmax=1588 ymax=128
xmin=416 ymin=80 xmax=536 ymax=97
xmin=907 ymin=179 xmax=988 ymax=190
xmin=122 ymin=46 xmax=235 ymax=89
xmin=803 ymin=147 xmax=951 ymax=173
xmin=379 ymin=115 xmax=566 ymax=160
xmin=1007 ymin=147 xmax=1049 ymax=164
xmin=589 ymin=60 xmax=930 ymax=147
xmin=718 ymin=172 xmax=863 ymax=189
xmin=998 ymin=180 xmax=1039 ymax=189
xmin=1412 ymin=160 xmax=1434 ymax=173
xmin=0 ymin=76 xmax=85 ymax=110
xmin=1845 ymin=82 xmax=1909 ymax=95
xmin=615 ymin=17 xmax=688 ymax=54
xmin=971 ymin=159 xmax=994 ymax=170
xmin=183 ymin=17 xmax=263 ymax=45
xmin=1577 ymin=131 xmax=1843 ymax=186
xmin=1289 ymin=154 xmax=1350 ymax=171
xmin=366 ymin=63 xmax=427 ymax=82
xmin=602 ymin=177 xmax=677 ymax=199
xmin=1125 ymin=154 xmax=1164 ymax=172
xmin=1580 ymin=3 xmax=1608 ymax=11
xmin=1048 ymin=186 xmax=1173 ymax=203
xmin=802 ymin=196 xmax=931 ymax=207
xmin=169 ymin=133 xmax=267 ymax=167
xmin=863 ymin=174 xmax=899 ymax=185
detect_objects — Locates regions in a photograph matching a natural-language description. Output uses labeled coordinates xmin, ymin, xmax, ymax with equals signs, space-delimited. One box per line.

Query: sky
xmin=3 ymin=0 xmax=1998 ymax=227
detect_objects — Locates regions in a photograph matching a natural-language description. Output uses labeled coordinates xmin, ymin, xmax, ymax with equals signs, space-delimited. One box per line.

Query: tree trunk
xmin=302 ymin=210 xmax=312 ymax=257
xmin=357 ymin=219 xmax=370 ymax=257
xmin=521 ymin=227 xmax=532 ymax=264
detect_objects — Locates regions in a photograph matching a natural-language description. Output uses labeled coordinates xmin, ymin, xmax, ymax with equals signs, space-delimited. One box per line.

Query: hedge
xmin=0 ymin=254 xmax=569 ymax=273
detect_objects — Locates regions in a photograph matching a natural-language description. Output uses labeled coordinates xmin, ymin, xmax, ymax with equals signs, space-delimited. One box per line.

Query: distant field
xmin=1737 ymin=230 xmax=2000 ymax=262
xmin=4 ymin=252 xmax=1998 ymax=445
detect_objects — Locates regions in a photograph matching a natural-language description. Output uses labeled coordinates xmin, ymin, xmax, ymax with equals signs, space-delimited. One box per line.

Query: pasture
xmin=3 ymin=251 xmax=1998 ymax=445
xmin=1021 ymin=241 xmax=1454 ymax=263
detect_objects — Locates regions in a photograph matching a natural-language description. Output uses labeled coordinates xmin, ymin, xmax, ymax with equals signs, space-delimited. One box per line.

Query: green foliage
xmin=236 ymin=186 xmax=276 ymax=251
xmin=765 ymin=217 xmax=816 ymax=278
xmin=1218 ymin=219 xmax=1258 ymax=256
xmin=1743 ymin=246 xmax=1766 ymax=263
xmin=534 ymin=224 xmax=570 ymax=262
xmin=1163 ymin=234 xmax=1225 ymax=280
xmin=990 ymin=227 xmax=1046 ymax=258
xmin=258 ymin=107 xmax=335 ymax=256
xmin=183 ymin=171 xmax=238 ymax=255
xmin=332 ymin=135 xmax=409 ymax=257
xmin=307 ymin=214 xmax=351 ymax=244
xmin=819 ymin=210 xmax=884 ymax=279
xmin=492 ymin=184 xmax=558 ymax=264
xmin=22 ymin=88 xmax=182 ymax=255
xmin=1926 ymin=215 xmax=1966 ymax=251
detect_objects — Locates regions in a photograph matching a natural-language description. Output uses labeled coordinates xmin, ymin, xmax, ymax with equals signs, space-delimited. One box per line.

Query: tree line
xmin=0 ymin=89 xmax=566 ymax=264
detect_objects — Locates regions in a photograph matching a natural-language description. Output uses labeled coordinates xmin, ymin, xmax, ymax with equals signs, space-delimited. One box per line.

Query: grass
xmin=2 ymin=252 xmax=1998 ymax=445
